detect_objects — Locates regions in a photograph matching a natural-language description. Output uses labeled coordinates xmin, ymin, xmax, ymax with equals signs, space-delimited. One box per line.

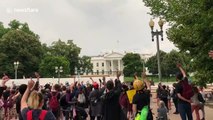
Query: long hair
xmin=27 ymin=91 xmax=43 ymax=109
xmin=192 ymin=86 xmax=199 ymax=94
xmin=159 ymin=100 xmax=166 ymax=108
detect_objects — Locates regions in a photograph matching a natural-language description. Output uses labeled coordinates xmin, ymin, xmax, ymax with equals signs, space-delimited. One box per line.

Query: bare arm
xmin=33 ymin=72 xmax=40 ymax=91
xmin=74 ymin=76 xmax=76 ymax=83
xmin=90 ymin=77 xmax=95 ymax=83
xmin=116 ymin=69 xmax=121 ymax=80
xmin=177 ymin=63 xmax=186 ymax=78
xmin=12 ymin=92 xmax=20 ymax=100
xmin=177 ymin=93 xmax=191 ymax=103
xmin=21 ymin=87 xmax=30 ymax=110
xmin=21 ymin=80 xmax=35 ymax=111
xmin=133 ymin=72 xmax=138 ymax=80
xmin=132 ymin=104 xmax=137 ymax=117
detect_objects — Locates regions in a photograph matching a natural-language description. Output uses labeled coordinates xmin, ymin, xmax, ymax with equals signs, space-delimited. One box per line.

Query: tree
xmin=0 ymin=22 xmax=9 ymax=38
xmin=79 ymin=56 xmax=93 ymax=74
xmin=8 ymin=20 xmax=39 ymax=38
xmin=143 ymin=0 xmax=213 ymax=84
xmin=146 ymin=50 xmax=166 ymax=76
xmin=49 ymin=39 xmax=81 ymax=75
xmin=0 ymin=30 xmax=43 ymax=78
xmin=162 ymin=50 xmax=191 ymax=77
xmin=39 ymin=56 xmax=70 ymax=77
xmin=122 ymin=53 xmax=143 ymax=77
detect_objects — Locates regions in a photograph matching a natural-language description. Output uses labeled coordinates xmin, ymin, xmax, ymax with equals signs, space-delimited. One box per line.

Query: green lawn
xmin=124 ymin=76 xmax=176 ymax=83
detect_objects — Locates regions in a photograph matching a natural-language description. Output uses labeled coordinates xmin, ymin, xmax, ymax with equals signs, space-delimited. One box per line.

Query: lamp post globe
xmin=14 ymin=61 xmax=19 ymax=80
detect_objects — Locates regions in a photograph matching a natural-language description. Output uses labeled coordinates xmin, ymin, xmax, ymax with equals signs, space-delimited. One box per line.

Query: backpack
xmin=181 ymin=78 xmax=194 ymax=100
xmin=3 ymin=95 xmax=14 ymax=109
xmin=60 ymin=94 xmax=69 ymax=109
xmin=49 ymin=92 xmax=59 ymax=111
xmin=135 ymin=105 xmax=153 ymax=120
xmin=27 ymin=110 xmax=47 ymax=120
xmin=198 ymin=93 xmax=205 ymax=103
xmin=78 ymin=93 xmax=86 ymax=104
xmin=159 ymin=90 xmax=168 ymax=99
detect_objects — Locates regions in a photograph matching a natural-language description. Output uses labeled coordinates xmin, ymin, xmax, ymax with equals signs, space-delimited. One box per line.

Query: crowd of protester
xmin=0 ymin=71 xmax=150 ymax=120
xmin=0 ymin=63 xmax=209 ymax=120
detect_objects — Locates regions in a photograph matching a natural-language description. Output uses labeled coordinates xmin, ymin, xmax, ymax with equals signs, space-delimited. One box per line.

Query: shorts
xmin=0 ymin=108 xmax=3 ymax=120
xmin=9 ymin=107 xmax=17 ymax=119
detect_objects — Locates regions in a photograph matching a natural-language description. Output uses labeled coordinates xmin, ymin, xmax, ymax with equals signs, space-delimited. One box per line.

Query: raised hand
xmin=2 ymin=74 xmax=9 ymax=86
xmin=34 ymin=72 xmax=40 ymax=78
xmin=116 ymin=71 xmax=121 ymax=79
xmin=176 ymin=63 xmax=182 ymax=68
xmin=28 ymin=79 xmax=35 ymax=89
xmin=134 ymin=72 xmax=138 ymax=80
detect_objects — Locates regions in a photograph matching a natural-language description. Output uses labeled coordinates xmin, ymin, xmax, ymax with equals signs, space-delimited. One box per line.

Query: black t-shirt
xmin=176 ymin=77 xmax=189 ymax=104
xmin=132 ymin=90 xmax=150 ymax=111
xmin=0 ymin=86 xmax=6 ymax=98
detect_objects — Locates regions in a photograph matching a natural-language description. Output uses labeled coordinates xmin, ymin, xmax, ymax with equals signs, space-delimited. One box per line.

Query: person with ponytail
xmin=21 ymin=78 xmax=56 ymax=120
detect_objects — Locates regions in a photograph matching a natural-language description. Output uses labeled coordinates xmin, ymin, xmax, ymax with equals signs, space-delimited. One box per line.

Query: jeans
xmin=178 ymin=103 xmax=193 ymax=120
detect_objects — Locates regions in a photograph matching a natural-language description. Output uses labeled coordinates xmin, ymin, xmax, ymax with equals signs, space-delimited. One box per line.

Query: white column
xmin=104 ymin=60 xmax=107 ymax=74
xmin=118 ymin=60 xmax=121 ymax=71
xmin=111 ymin=60 xmax=113 ymax=74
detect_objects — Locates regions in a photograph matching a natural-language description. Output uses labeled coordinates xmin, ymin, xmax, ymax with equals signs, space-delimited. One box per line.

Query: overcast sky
xmin=0 ymin=0 xmax=176 ymax=56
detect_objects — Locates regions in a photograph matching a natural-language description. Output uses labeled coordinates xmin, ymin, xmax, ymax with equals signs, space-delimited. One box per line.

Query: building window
xmin=109 ymin=62 xmax=111 ymax=66
xmin=97 ymin=70 xmax=99 ymax=75
xmin=102 ymin=70 xmax=104 ymax=75
xmin=102 ymin=62 xmax=104 ymax=67
xmin=96 ymin=63 xmax=99 ymax=67
xmin=109 ymin=69 xmax=112 ymax=74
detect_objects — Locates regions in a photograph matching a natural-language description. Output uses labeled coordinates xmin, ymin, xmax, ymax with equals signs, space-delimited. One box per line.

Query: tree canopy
xmin=143 ymin=0 xmax=213 ymax=85
xmin=146 ymin=50 xmax=166 ymax=76
xmin=39 ymin=56 xmax=70 ymax=77
xmin=122 ymin=53 xmax=143 ymax=77
xmin=146 ymin=50 xmax=191 ymax=79
xmin=0 ymin=29 xmax=43 ymax=78
xmin=0 ymin=20 xmax=86 ymax=78
xmin=48 ymin=39 xmax=82 ymax=75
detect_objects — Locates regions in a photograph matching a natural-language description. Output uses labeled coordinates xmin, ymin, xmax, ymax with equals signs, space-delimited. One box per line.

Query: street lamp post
xmin=75 ymin=67 xmax=83 ymax=81
xmin=149 ymin=18 xmax=164 ymax=82
xmin=85 ymin=68 xmax=88 ymax=75
xmin=14 ymin=61 xmax=19 ymax=80
xmin=55 ymin=66 xmax=63 ymax=84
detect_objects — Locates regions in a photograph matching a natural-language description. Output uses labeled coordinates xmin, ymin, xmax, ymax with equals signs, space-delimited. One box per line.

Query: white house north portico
xmin=91 ymin=52 xmax=124 ymax=75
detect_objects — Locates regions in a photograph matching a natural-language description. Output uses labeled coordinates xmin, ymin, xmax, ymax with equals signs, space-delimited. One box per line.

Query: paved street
xmin=150 ymin=96 xmax=213 ymax=120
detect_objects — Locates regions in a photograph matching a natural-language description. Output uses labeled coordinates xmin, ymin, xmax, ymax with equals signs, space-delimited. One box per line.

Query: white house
xmin=90 ymin=51 xmax=124 ymax=75
xmin=90 ymin=51 xmax=153 ymax=76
